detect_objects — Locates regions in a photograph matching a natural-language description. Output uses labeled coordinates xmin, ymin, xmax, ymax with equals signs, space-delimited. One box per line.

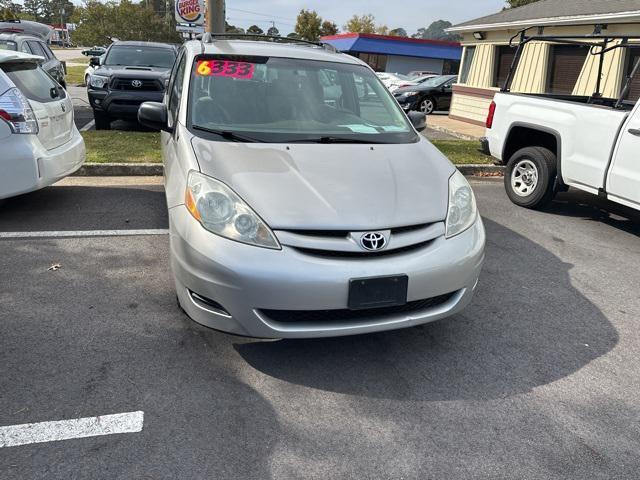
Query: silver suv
xmin=138 ymin=35 xmax=485 ymax=339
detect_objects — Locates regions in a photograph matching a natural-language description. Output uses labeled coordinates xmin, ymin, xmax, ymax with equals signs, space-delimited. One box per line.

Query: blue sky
xmin=224 ymin=0 xmax=506 ymax=35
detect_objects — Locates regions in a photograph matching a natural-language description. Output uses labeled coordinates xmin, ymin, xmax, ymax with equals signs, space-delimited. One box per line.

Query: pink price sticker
xmin=196 ymin=60 xmax=255 ymax=79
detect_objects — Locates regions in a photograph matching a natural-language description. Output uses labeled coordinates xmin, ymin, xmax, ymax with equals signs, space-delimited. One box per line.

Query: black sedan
xmin=394 ymin=75 xmax=457 ymax=114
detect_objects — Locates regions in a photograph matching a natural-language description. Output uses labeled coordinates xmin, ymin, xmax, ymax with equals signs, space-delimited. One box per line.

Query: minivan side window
xmin=41 ymin=43 xmax=55 ymax=60
xmin=27 ymin=41 xmax=46 ymax=58
xmin=20 ymin=42 xmax=32 ymax=54
xmin=168 ymin=51 xmax=186 ymax=125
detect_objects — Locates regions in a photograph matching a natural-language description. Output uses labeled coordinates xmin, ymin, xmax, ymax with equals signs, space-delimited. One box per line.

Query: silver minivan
xmin=139 ymin=36 xmax=485 ymax=339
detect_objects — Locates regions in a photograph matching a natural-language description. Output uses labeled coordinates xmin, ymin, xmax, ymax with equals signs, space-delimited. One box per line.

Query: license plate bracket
xmin=348 ymin=275 xmax=408 ymax=311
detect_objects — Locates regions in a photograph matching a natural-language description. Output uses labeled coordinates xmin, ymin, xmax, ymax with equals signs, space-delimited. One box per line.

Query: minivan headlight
xmin=445 ymin=170 xmax=478 ymax=238
xmin=89 ymin=75 xmax=109 ymax=88
xmin=185 ymin=171 xmax=280 ymax=249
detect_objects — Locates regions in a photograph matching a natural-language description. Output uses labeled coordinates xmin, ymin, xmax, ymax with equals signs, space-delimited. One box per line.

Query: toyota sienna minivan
xmin=138 ymin=36 xmax=485 ymax=338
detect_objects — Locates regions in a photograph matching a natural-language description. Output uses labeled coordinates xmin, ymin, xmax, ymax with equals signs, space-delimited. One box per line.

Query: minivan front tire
xmin=504 ymin=146 xmax=557 ymax=209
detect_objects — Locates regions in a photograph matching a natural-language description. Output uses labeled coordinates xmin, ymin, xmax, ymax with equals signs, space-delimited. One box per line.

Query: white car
xmin=376 ymin=72 xmax=416 ymax=92
xmin=0 ymin=50 xmax=85 ymax=200
xmin=83 ymin=53 xmax=104 ymax=86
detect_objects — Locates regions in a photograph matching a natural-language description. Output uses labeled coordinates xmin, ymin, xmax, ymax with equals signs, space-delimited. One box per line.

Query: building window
xmin=357 ymin=53 xmax=388 ymax=72
xmin=459 ymin=46 xmax=475 ymax=84
xmin=443 ymin=60 xmax=460 ymax=75
xmin=547 ymin=45 xmax=589 ymax=95
xmin=493 ymin=45 xmax=515 ymax=88
xmin=623 ymin=47 xmax=640 ymax=102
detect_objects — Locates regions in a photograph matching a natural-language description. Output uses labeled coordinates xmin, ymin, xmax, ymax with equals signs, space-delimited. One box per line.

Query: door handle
xmin=629 ymin=128 xmax=640 ymax=136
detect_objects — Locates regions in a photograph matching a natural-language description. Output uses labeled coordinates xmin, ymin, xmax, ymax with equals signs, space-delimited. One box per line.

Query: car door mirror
xmin=407 ymin=111 xmax=427 ymax=132
xmin=138 ymin=102 xmax=172 ymax=133
xmin=89 ymin=56 xmax=101 ymax=67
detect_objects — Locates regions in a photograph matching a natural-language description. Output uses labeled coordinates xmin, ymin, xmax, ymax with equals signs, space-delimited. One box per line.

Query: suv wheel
xmin=93 ymin=110 xmax=111 ymax=130
xmin=419 ymin=97 xmax=436 ymax=115
xmin=504 ymin=147 xmax=557 ymax=209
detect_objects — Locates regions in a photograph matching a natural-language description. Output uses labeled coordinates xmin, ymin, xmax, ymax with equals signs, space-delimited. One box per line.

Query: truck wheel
xmin=504 ymin=147 xmax=557 ymax=209
xmin=93 ymin=110 xmax=111 ymax=130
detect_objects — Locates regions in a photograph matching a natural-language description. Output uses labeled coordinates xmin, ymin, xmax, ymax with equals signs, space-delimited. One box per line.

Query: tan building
xmin=447 ymin=0 xmax=640 ymax=125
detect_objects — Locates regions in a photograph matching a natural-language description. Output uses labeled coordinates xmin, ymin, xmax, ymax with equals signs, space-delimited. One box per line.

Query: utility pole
xmin=206 ymin=0 xmax=225 ymax=34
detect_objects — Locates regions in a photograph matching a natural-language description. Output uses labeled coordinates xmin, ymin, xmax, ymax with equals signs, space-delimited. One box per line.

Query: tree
xmin=294 ymin=9 xmax=322 ymax=42
xmin=247 ymin=25 xmax=264 ymax=35
xmin=71 ymin=0 xmax=180 ymax=46
xmin=225 ymin=21 xmax=245 ymax=34
xmin=506 ymin=0 xmax=541 ymax=7
xmin=389 ymin=28 xmax=407 ymax=37
xmin=319 ymin=20 xmax=338 ymax=37
xmin=344 ymin=14 xmax=376 ymax=34
xmin=267 ymin=26 xmax=280 ymax=37
xmin=22 ymin=0 xmax=46 ymax=22
xmin=412 ymin=20 xmax=461 ymax=41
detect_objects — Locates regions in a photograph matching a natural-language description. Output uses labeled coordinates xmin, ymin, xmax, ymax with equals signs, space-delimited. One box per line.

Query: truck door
xmin=606 ymin=102 xmax=640 ymax=209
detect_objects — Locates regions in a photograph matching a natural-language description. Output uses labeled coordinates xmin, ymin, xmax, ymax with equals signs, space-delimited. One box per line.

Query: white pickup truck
xmin=484 ymin=33 xmax=640 ymax=211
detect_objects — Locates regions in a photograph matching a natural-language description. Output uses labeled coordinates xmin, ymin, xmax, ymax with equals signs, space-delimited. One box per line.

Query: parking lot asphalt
xmin=1 ymin=178 xmax=639 ymax=479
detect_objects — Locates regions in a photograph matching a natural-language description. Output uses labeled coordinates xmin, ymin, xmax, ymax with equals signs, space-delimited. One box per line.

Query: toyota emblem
xmin=360 ymin=232 xmax=387 ymax=251
xmin=131 ymin=79 xmax=143 ymax=88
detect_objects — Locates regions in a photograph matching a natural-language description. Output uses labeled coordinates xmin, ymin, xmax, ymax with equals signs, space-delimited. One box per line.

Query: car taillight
xmin=486 ymin=101 xmax=496 ymax=129
xmin=0 ymin=88 xmax=39 ymax=134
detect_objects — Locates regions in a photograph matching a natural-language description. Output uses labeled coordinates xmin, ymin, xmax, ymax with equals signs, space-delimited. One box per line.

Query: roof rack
xmin=502 ymin=27 xmax=640 ymax=107
xmin=197 ymin=33 xmax=337 ymax=53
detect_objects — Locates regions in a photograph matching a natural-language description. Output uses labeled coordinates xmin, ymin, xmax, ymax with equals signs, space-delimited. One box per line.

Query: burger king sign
xmin=175 ymin=0 xmax=205 ymax=25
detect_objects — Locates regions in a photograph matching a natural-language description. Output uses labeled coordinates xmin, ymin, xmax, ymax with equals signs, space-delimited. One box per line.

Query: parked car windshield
xmin=0 ymin=40 xmax=17 ymax=51
xmin=104 ymin=45 xmax=176 ymax=68
xmin=189 ymin=56 xmax=417 ymax=143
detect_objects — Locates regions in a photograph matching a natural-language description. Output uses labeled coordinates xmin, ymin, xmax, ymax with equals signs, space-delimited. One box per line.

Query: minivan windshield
xmin=189 ymin=56 xmax=417 ymax=143
xmin=104 ymin=45 xmax=176 ymax=68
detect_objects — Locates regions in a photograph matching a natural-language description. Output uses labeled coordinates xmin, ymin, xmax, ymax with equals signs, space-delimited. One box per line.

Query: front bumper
xmin=170 ymin=206 xmax=485 ymax=339
xmin=88 ymin=88 xmax=164 ymax=118
xmin=395 ymin=95 xmax=419 ymax=111
xmin=0 ymin=126 xmax=85 ymax=200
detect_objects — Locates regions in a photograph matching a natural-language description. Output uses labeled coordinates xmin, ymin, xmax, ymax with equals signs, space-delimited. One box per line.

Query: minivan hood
xmin=191 ymin=137 xmax=455 ymax=230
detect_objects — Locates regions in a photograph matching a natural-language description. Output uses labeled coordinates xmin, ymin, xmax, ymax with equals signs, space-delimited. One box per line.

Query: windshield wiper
xmin=192 ymin=125 xmax=264 ymax=143
xmin=284 ymin=136 xmax=387 ymax=144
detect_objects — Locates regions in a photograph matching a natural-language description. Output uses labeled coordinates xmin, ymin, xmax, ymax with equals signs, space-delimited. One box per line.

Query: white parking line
xmin=79 ymin=119 xmax=95 ymax=132
xmin=0 ymin=411 xmax=144 ymax=448
xmin=0 ymin=229 xmax=169 ymax=239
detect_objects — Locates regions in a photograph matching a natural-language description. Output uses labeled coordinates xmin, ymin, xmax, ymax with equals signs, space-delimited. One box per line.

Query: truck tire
xmin=93 ymin=110 xmax=111 ymax=130
xmin=504 ymin=146 xmax=557 ymax=209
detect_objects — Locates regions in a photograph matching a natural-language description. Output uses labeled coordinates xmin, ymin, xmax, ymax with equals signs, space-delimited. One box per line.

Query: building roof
xmin=450 ymin=0 xmax=640 ymax=32
xmin=321 ymin=33 xmax=462 ymax=61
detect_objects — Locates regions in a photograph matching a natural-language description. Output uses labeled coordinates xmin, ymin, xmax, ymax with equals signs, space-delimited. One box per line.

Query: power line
xmin=226 ymin=7 xmax=295 ymax=23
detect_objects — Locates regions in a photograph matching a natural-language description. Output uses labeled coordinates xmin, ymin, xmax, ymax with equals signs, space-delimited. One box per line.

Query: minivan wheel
xmin=419 ymin=97 xmax=435 ymax=114
xmin=93 ymin=110 xmax=111 ymax=130
xmin=505 ymin=146 xmax=557 ymax=209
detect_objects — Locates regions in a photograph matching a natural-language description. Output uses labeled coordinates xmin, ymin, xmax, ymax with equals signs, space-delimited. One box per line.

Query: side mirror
xmin=408 ymin=111 xmax=426 ymax=132
xmin=89 ymin=56 xmax=100 ymax=67
xmin=138 ymin=101 xmax=172 ymax=133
